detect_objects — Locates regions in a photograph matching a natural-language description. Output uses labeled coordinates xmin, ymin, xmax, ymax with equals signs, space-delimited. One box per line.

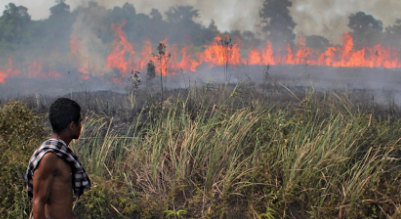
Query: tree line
xmin=0 ymin=0 xmax=400 ymax=60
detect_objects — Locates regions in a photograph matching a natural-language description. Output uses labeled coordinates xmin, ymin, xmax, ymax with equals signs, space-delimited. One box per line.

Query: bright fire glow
xmin=106 ymin=20 xmax=136 ymax=77
xmin=103 ymin=22 xmax=401 ymax=80
xmin=1 ymin=21 xmax=401 ymax=84
xmin=0 ymin=58 xmax=20 ymax=83
xmin=71 ymin=35 xmax=91 ymax=79
xmin=0 ymin=72 xmax=7 ymax=84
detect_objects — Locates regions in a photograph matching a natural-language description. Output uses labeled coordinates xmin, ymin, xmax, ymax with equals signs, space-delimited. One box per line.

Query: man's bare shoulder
xmin=41 ymin=152 xmax=59 ymax=162
xmin=34 ymin=153 xmax=60 ymax=177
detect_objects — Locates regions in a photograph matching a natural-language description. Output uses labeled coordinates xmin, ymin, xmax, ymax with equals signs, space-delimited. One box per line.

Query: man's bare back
xmin=33 ymin=152 xmax=75 ymax=219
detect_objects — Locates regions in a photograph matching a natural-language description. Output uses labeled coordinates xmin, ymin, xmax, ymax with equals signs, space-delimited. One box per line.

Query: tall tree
xmin=306 ymin=35 xmax=332 ymax=52
xmin=46 ymin=0 xmax=73 ymax=44
xmin=110 ymin=2 xmax=136 ymax=23
xmin=146 ymin=8 xmax=168 ymax=43
xmin=259 ymin=0 xmax=296 ymax=47
xmin=165 ymin=6 xmax=206 ymax=45
xmin=207 ymin=19 xmax=218 ymax=32
xmin=150 ymin=9 xmax=162 ymax=22
xmin=241 ymin=30 xmax=262 ymax=49
xmin=109 ymin=2 xmax=148 ymax=43
xmin=72 ymin=2 xmax=113 ymax=43
xmin=50 ymin=0 xmax=70 ymax=18
xmin=165 ymin=6 xmax=199 ymax=24
xmin=0 ymin=3 xmax=31 ymax=44
xmin=348 ymin=12 xmax=383 ymax=48
xmin=202 ymin=19 xmax=219 ymax=42
xmin=384 ymin=19 xmax=401 ymax=48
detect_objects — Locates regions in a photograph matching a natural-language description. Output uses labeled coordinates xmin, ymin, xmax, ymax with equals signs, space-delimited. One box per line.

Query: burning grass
xmin=2 ymin=19 xmax=401 ymax=85
xmin=1 ymin=84 xmax=401 ymax=218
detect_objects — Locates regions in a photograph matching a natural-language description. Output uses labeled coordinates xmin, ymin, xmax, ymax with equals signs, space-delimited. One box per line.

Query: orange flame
xmin=69 ymin=22 xmax=401 ymax=80
xmin=0 ymin=72 xmax=7 ymax=84
xmin=102 ymin=26 xmax=401 ymax=77
xmin=71 ymin=35 xmax=91 ymax=79
xmin=28 ymin=61 xmax=42 ymax=78
xmin=106 ymin=20 xmax=136 ymax=77
xmin=0 ymin=57 xmax=20 ymax=83
xmin=2 ymin=21 xmax=401 ymax=85
xmin=28 ymin=60 xmax=61 ymax=78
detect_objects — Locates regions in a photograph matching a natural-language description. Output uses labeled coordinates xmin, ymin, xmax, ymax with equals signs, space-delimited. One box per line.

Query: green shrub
xmin=0 ymin=100 xmax=45 ymax=218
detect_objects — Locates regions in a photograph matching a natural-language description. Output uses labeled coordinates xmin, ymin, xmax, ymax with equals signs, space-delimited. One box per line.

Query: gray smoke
xmin=291 ymin=0 xmax=401 ymax=43
xmin=73 ymin=0 xmax=264 ymax=33
xmin=70 ymin=3 xmax=109 ymax=77
xmin=3 ymin=0 xmax=401 ymax=42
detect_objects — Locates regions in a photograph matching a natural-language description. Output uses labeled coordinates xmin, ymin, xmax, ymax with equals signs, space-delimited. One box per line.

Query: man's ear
xmin=69 ymin=121 xmax=75 ymax=131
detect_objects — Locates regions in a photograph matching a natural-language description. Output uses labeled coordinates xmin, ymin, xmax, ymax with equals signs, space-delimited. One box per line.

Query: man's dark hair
xmin=49 ymin=98 xmax=81 ymax=134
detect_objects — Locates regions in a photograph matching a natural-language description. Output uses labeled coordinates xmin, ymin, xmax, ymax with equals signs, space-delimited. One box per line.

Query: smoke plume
xmin=4 ymin=0 xmax=401 ymax=43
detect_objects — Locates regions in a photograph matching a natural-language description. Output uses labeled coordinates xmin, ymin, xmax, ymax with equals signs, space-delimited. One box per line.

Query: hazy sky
xmin=1 ymin=0 xmax=400 ymax=42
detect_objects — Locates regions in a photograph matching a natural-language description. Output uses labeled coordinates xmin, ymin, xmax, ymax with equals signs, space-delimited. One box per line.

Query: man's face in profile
xmin=72 ymin=113 xmax=82 ymax=139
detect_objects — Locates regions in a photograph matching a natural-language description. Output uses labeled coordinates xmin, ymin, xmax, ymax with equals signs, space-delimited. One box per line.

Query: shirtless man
xmin=25 ymin=98 xmax=91 ymax=219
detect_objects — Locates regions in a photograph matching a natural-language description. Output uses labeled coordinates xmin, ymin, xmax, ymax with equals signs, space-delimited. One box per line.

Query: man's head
xmin=49 ymin=98 xmax=82 ymax=139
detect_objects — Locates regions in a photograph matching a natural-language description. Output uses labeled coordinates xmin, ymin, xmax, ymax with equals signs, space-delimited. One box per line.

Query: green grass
xmin=1 ymin=84 xmax=401 ymax=218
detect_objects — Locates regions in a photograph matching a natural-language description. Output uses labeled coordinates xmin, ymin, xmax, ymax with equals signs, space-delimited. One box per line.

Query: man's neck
xmin=51 ymin=133 xmax=72 ymax=146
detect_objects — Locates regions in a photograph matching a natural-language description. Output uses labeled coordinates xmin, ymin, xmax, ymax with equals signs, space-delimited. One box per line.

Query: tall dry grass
xmin=1 ymin=83 xmax=401 ymax=218
xmin=68 ymin=85 xmax=401 ymax=218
